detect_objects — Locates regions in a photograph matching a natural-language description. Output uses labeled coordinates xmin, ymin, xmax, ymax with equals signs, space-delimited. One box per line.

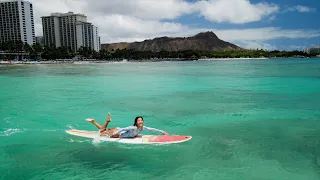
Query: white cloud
xmin=286 ymin=45 xmax=308 ymax=51
xmin=234 ymin=41 xmax=277 ymax=50
xmin=86 ymin=0 xmax=195 ymax=20
xmin=90 ymin=15 xmax=187 ymax=43
xmin=268 ymin=16 xmax=277 ymax=22
xmin=195 ymin=0 xmax=279 ymax=24
xmin=27 ymin=0 xmax=195 ymax=39
xmin=287 ymin=5 xmax=316 ymax=13
xmin=212 ymin=27 xmax=320 ymax=41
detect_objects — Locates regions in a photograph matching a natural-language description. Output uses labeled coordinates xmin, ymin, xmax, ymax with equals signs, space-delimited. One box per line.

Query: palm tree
xmin=24 ymin=42 xmax=33 ymax=59
xmin=32 ymin=44 xmax=43 ymax=60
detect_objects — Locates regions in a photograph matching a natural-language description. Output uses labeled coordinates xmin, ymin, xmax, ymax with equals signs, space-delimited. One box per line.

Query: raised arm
xmin=143 ymin=126 xmax=168 ymax=135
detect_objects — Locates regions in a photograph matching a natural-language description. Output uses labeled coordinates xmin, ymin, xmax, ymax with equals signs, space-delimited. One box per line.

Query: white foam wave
xmin=28 ymin=128 xmax=60 ymax=132
xmin=42 ymin=129 xmax=57 ymax=132
xmin=0 ymin=127 xmax=64 ymax=137
xmin=111 ymin=61 xmax=130 ymax=64
xmin=91 ymin=131 xmax=103 ymax=147
xmin=66 ymin=124 xmax=80 ymax=129
xmin=3 ymin=117 xmax=14 ymax=124
xmin=92 ymin=139 xmax=102 ymax=148
xmin=73 ymin=62 xmax=90 ymax=64
xmin=66 ymin=124 xmax=74 ymax=129
xmin=0 ymin=128 xmax=23 ymax=136
xmin=67 ymin=138 xmax=88 ymax=143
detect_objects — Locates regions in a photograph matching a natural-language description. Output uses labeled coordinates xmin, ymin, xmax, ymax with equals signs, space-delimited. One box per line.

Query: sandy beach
xmin=198 ymin=57 xmax=269 ymax=61
xmin=0 ymin=60 xmax=120 ymax=64
xmin=0 ymin=58 xmax=273 ymax=64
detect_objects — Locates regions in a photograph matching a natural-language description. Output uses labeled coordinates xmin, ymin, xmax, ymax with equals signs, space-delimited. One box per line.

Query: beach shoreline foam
xmin=0 ymin=58 xmax=272 ymax=64
xmin=2 ymin=57 xmax=318 ymax=64
xmin=198 ymin=57 xmax=269 ymax=61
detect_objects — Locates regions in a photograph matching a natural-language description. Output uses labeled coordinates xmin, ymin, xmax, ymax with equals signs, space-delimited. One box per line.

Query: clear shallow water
xmin=1 ymin=58 xmax=320 ymax=180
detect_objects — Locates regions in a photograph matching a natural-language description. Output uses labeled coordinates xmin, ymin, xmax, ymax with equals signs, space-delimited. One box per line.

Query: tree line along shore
xmin=0 ymin=40 xmax=318 ymax=62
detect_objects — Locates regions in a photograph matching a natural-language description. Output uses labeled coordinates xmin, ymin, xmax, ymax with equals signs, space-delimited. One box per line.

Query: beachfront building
xmin=35 ymin=36 xmax=44 ymax=45
xmin=93 ymin=26 xmax=101 ymax=52
xmin=41 ymin=12 xmax=100 ymax=52
xmin=76 ymin=22 xmax=100 ymax=52
xmin=0 ymin=0 xmax=35 ymax=45
xmin=304 ymin=47 xmax=320 ymax=55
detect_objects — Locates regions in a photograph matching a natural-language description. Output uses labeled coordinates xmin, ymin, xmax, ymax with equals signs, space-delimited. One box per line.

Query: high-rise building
xmin=35 ymin=36 xmax=44 ymax=45
xmin=76 ymin=22 xmax=100 ymax=52
xmin=92 ymin=26 xmax=100 ymax=52
xmin=41 ymin=12 xmax=100 ymax=52
xmin=0 ymin=0 xmax=35 ymax=45
xmin=304 ymin=47 xmax=320 ymax=54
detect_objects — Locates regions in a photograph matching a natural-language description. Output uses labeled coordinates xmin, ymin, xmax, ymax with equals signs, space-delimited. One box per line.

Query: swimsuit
xmin=112 ymin=126 xmax=164 ymax=138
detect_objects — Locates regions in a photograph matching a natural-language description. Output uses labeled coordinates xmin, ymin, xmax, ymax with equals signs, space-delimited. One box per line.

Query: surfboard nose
xmin=185 ymin=136 xmax=192 ymax=140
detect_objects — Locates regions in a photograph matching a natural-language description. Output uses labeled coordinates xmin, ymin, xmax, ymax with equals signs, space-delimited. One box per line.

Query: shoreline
xmin=198 ymin=57 xmax=269 ymax=61
xmin=1 ymin=57 xmax=318 ymax=65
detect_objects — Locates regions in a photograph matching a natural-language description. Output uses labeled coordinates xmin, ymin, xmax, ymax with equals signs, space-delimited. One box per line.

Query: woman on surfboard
xmin=86 ymin=113 xmax=168 ymax=138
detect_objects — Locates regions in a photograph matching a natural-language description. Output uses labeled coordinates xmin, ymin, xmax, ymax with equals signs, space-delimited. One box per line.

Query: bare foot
xmin=86 ymin=118 xmax=95 ymax=123
xmin=107 ymin=112 xmax=112 ymax=123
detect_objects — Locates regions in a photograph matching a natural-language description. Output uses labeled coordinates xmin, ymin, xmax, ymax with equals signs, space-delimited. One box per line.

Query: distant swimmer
xmin=86 ymin=113 xmax=168 ymax=138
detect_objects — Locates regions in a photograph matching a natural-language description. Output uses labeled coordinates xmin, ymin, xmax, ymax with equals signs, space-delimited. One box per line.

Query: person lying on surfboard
xmin=86 ymin=113 xmax=168 ymax=138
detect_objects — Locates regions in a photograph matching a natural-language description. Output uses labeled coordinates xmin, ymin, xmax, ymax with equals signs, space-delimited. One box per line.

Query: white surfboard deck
xmin=66 ymin=129 xmax=192 ymax=145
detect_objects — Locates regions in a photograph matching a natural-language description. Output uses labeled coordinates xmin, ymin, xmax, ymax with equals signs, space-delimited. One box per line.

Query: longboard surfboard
xmin=66 ymin=129 xmax=192 ymax=144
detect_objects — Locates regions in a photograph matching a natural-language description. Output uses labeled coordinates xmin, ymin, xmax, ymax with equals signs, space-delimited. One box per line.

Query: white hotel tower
xmin=0 ymin=0 xmax=35 ymax=45
xmin=41 ymin=12 xmax=100 ymax=52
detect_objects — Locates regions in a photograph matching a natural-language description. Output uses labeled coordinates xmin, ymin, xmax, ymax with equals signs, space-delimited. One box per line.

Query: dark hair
xmin=133 ymin=116 xmax=144 ymax=126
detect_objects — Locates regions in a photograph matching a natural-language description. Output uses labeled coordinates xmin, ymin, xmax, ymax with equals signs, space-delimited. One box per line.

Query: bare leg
xmin=101 ymin=112 xmax=112 ymax=130
xmin=86 ymin=118 xmax=103 ymax=129
xmin=86 ymin=112 xmax=112 ymax=132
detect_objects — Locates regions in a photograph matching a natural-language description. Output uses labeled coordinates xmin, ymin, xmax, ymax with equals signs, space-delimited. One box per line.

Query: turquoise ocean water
xmin=1 ymin=58 xmax=320 ymax=180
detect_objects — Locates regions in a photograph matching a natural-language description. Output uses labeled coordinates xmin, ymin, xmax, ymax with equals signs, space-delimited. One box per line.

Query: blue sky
xmin=184 ymin=0 xmax=318 ymax=29
xmin=25 ymin=0 xmax=320 ymax=50
xmin=178 ymin=0 xmax=320 ymax=50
